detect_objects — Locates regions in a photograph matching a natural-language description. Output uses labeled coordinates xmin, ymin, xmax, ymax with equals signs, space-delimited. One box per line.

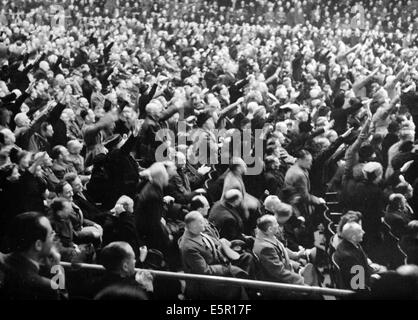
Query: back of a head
xmin=337 ymin=211 xmax=362 ymax=234
xmin=49 ymin=197 xmax=69 ymax=218
xmin=388 ymin=193 xmax=405 ymax=211
xmin=224 ymin=189 xmax=242 ymax=203
xmin=362 ymin=161 xmax=383 ymax=183
xmin=99 ymin=242 xmax=132 ymax=272
xmin=263 ymin=195 xmax=282 ymax=214
xmin=358 ymin=144 xmax=375 ymax=162
xmin=190 ymin=195 xmax=208 ymax=211
xmin=296 ymin=149 xmax=311 ymax=160
xmin=3 ymin=212 xmax=48 ymax=253
xmin=148 ymin=162 xmax=169 ymax=186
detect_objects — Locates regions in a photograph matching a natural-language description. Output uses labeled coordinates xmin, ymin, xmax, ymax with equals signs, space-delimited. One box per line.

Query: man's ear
xmin=122 ymin=260 xmax=129 ymax=273
xmin=34 ymin=239 xmax=43 ymax=252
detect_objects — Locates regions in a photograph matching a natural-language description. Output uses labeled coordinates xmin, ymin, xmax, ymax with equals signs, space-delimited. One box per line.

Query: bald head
xmin=99 ymin=241 xmax=135 ymax=276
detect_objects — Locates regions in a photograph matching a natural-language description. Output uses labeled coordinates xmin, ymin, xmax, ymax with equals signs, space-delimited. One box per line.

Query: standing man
xmin=284 ymin=149 xmax=325 ymax=218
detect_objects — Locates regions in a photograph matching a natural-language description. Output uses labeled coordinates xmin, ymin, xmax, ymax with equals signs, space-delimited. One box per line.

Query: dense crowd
xmin=1 ymin=0 xmax=418 ymax=300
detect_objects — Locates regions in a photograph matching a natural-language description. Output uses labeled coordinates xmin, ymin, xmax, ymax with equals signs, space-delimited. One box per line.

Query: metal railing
xmin=60 ymin=261 xmax=355 ymax=298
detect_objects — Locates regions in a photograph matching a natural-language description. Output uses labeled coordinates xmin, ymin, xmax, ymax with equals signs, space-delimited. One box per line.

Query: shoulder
xmin=254 ymin=238 xmax=274 ymax=252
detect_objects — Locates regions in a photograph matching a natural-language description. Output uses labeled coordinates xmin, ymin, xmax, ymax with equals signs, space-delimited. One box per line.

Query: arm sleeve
xmin=259 ymin=247 xmax=304 ymax=285
xmin=183 ymin=247 xmax=228 ymax=276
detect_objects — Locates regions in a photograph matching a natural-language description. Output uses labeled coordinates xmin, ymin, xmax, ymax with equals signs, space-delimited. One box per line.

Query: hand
xmin=132 ymin=119 xmax=144 ymax=137
xmin=297 ymin=248 xmax=307 ymax=260
xmin=43 ymin=245 xmax=61 ymax=269
xmin=26 ymin=81 xmax=36 ymax=94
xmin=194 ymin=188 xmax=206 ymax=194
xmin=135 ymin=270 xmax=154 ymax=292
xmin=139 ymin=245 xmax=148 ymax=262
xmin=197 ymin=165 xmax=211 ymax=176
xmin=317 ymin=197 xmax=326 ymax=205
xmin=219 ymin=238 xmax=231 ymax=248
xmin=325 ymin=119 xmax=335 ymax=130
xmin=111 ymin=203 xmax=124 ymax=215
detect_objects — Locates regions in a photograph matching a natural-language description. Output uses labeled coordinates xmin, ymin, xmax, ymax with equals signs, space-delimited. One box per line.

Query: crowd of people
xmin=1 ymin=0 xmax=418 ymax=300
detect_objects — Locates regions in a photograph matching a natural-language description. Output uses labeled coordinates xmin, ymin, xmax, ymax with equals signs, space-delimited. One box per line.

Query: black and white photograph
xmin=0 ymin=0 xmax=418 ymax=308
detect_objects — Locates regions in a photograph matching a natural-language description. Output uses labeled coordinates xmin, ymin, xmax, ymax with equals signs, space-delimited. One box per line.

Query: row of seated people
xmin=1 ymin=193 xmax=418 ymax=300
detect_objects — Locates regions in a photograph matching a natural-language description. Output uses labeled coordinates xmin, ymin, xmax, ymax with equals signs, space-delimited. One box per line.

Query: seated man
xmin=64 ymin=172 xmax=111 ymax=226
xmin=334 ymin=222 xmax=387 ymax=290
xmin=178 ymin=211 xmax=248 ymax=300
xmin=104 ymin=195 xmax=145 ymax=260
xmin=51 ymin=145 xmax=77 ymax=180
xmin=208 ymin=189 xmax=248 ymax=242
xmin=190 ymin=195 xmax=218 ymax=239
xmin=92 ymin=242 xmax=152 ymax=299
xmin=165 ymin=152 xmax=206 ymax=208
xmin=191 ymin=196 xmax=256 ymax=277
xmin=48 ymin=197 xmax=94 ymax=263
xmin=0 ymin=212 xmax=62 ymax=300
xmin=253 ymin=214 xmax=318 ymax=292
xmin=263 ymin=195 xmax=317 ymax=264
xmin=55 ymin=181 xmax=103 ymax=245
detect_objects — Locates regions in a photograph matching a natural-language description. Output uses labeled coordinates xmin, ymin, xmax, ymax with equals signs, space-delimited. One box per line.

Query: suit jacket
xmin=208 ymin=200 xmax=245 ymax=241
xmin=134 ymin=182 xmax=170 ymax=253
xmin=91 ymin=272 xmax=148 ymax=300
xmin=334 ymin=239 xmax=373 ymax=290
xmin=28 ymin=132 xmax=51 ymax=154
xmin=178 ymin=231 xmax=244 ymax=299
xmin=166 ymin=169 xmax=197 ymax=205
xmin=253 ymin=236 xmax=304 ymax=285
xmin=0 ymin=252 xmax=60 ymax=300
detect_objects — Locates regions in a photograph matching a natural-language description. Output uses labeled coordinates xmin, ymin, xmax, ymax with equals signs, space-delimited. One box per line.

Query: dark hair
xmin=55 ymin=180 xmax=70 ymax=195
xmin=358 ymin=144 xmax=375 ymax=162
xmin=399 ymin=140 xmax=414 ymax=153
xmin=337 ymin=211 xmax=363 ymax=234
xmin=190 ymin=197 xmax=205 ymax=211
xmin=296 ymin=149 xmax=311 ymax=160
xmin=49 ymin=197 xmax=70 ymax=218
xmin=40 ymin=121 xmax=51 ymax=133
xmin=388 ymin=121 xmax=400 ymax=134
xmin=63 ymin=172 xmax=78 ymax=185
xmin=298 ymin=121 xmax=312 ymax=133
xmin=80 ymin=109 xmax=89 ymax=120
xmin=99 ymin=242 xmax=131 ymax=272
xmin=388 ymin=194 xmax=405 ymax=211
xmin=5 ymin=212 xmax=48 ymax=252
xmin=333 ymin=92 xmax=345 ymax=109
xmin=51 ymin=145 xmax=64 ymax=160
